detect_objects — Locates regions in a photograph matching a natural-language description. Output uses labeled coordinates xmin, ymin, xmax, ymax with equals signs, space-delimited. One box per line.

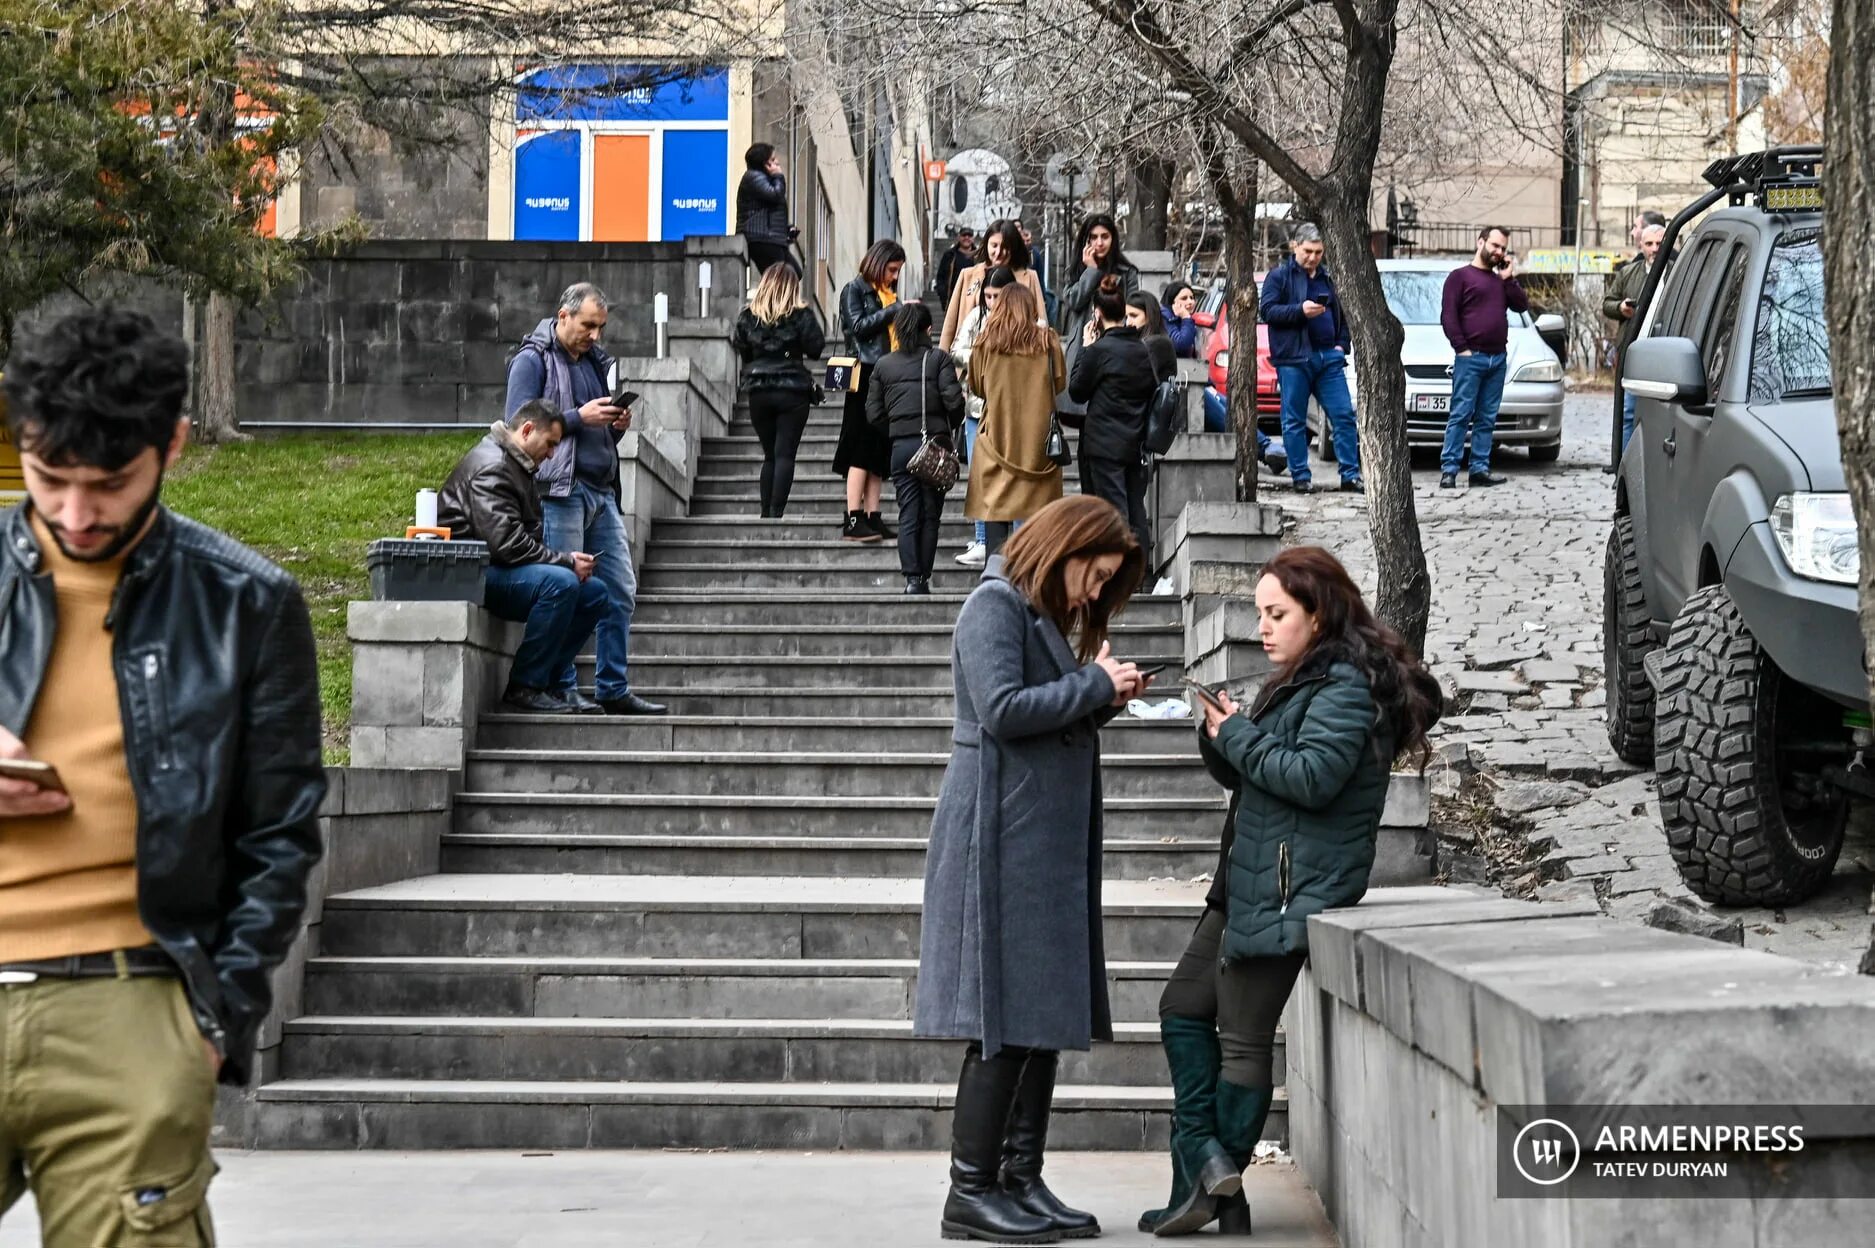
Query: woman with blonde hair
xmin=916 ymin=495 xmax=1154 ymax=1243
xmin=732 ymin=263 xmax=826 ymax=517
xmin=964 ymin=283 xmax=1066 ymax=557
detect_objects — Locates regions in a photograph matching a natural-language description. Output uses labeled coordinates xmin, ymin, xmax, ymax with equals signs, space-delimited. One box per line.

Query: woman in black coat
xmin=1127 ymin=291 xmax=1179 ymax=382
xmin=735 ymin=143 xmax=798 ymax=275
xmin=732 ymin=263 xmax=826 ymax=517
xmin=867 ymin=303 xmax=964 ymax=594
xmin=834 ymin=239 xmax=907 ymax=543
xmin=1057 ymin=213 xmax=1140 ymax=421
xmin=1067 ymin=275 xmax=1159 ymax=561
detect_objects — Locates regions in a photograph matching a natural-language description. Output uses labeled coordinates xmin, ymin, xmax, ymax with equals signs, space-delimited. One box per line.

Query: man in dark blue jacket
xmin=1259 ymin=225 xmax=1362 ymax=493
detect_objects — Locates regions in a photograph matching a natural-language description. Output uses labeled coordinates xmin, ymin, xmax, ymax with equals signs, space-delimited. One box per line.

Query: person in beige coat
xmin=964 ymin=283 xmax=1066 ymax=555
xmin=941 ymin=222 xmax=1046 ymax=350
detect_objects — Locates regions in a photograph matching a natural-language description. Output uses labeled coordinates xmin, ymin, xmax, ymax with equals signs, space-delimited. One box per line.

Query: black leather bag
xmin=907 ymin=352 xmax=961 ymax=493
xmin=1143 ymin=376 xmax=1183 ymax=456
xmin=1046 ymin=351 xmax=1073 ymax=467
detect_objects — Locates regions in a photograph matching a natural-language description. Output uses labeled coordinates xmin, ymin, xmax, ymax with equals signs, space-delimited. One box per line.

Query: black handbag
xmin=1046 ymin=350 xmax=1073 ymax=467
xmin=1143 ymin=376 xmax=1183 ymax=456
xmin=906 ymin=352 xmax=961 ymax=493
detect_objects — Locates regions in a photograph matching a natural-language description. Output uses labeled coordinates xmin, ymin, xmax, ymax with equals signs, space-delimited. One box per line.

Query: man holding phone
xmin=504 ymin=282 xmax=665 ymax=716
xmin=0 ymin=307 xmax=326 ymax=1244
xmin=1438 ymin=226 xmax=1531 ymax=489
xmin=1604 ymin=214 xmax=1667 ymax=459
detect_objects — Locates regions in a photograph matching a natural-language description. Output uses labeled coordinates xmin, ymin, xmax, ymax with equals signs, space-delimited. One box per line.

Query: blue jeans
xmin=541 ymin=479 xmax=639 ymax=700
xmin=1275 ymin=349 xmax=1359 ymax=485
xmin=1621 ymin=389 xmax=1637 ymax=452
xmin=1440 ymin=353 xmax=1508 ymax=475
xmin=482 ymin=562 xmax=610 ymax=693
xmin=962 ymin=416 xmax=986 ymax=546
xmin=1202 ymin=386 xmax=1272 ymax=453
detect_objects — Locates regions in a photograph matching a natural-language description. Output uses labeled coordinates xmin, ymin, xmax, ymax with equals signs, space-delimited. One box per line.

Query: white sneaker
xmin=955 ymin=541 xmax=987 ymax=567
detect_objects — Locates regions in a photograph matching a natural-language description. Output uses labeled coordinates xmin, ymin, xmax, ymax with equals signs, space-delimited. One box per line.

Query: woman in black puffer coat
xmin=867 ymin=302 xmax=965 ymax=593
xmin=733 ymin=263 xmax=825 ymax=517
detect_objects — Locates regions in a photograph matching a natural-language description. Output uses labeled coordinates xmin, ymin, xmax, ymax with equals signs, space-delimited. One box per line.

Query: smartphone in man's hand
xmin=0 ymin=758 xmax=67 ymax=793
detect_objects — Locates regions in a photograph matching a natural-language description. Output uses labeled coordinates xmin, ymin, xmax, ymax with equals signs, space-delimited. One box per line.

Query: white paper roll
xmin=415 ymin=488 xmax=439 ymax=530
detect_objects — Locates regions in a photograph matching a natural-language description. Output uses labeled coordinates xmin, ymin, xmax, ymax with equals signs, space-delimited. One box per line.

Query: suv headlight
xmin=1771 ymin=493 xmax=1860 ymax=585
xmin=1216 ymin=350 xmax=1230 ymax=368
xmin=1513 ymin=360 xmax=1563 ymax=382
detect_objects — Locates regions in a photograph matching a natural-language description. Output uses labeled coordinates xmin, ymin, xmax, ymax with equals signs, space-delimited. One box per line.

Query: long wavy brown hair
xmin=1000 ymin=495 xmax=1145 ymax=661
xmin=973 ymin=282 xmax=1055 ymax=357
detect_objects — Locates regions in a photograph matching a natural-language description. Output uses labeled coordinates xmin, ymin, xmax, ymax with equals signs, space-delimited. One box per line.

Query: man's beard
xmin=47 ymin=472 xmax=163 ymax=564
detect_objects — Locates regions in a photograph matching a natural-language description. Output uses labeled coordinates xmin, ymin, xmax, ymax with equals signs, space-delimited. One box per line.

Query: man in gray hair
xmin=503 ymin=282 xmax=667 ymax=715
xmin=1259 ymin=224 xmax=1362 ymax=494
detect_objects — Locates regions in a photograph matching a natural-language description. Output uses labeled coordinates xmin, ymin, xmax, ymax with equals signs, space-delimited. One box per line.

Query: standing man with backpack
xmin=504 ymin=282 xmax=666 ymax=716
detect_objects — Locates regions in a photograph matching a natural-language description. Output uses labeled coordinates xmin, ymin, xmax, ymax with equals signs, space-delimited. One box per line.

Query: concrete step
xmin=317 ymin=875 xmax=1208 ymax=962
xmin=628 ymin=592 xmax=1182 ymax=630
xmin=300 ymin=955 xmax=1189 ymax=1026
xmin=249 ymin=1078 xmax=1286 ymax=1151
xmin=587 ymin=652 xmax=1182 ymax=690
xmin=619 ymin=622 xmax=1181 ymax=660
xmin=439 ymin=833 xmax=1222 ymax=880
xmin=451 ymin=793 xmax=1228 ymax=839
xmin=652 ymin=517 xmax=981 ymax=544
xmin=637 ymin=563 xmax=1030 ymax=592
xmin=640 ymin=540 xmax=1097 ymax=571
xmin=462 ymin=751 xmax=1218 ymax=800
xmin=279 ymin=1017 xmax=1171 ymax=1086
xmin=474 ymin=714 xmax=1198 ymax=753
xmin=604 ymin=687 xmax=964 ymax=717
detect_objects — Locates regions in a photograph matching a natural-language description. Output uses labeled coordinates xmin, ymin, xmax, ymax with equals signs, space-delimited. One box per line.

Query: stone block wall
xmin=348 ymin=600 xmax=521 ymax=770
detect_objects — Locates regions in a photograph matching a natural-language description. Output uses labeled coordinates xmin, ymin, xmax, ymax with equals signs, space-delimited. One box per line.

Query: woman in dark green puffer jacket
xmin=1143 ymin=546 xmax=1442 ymax=1237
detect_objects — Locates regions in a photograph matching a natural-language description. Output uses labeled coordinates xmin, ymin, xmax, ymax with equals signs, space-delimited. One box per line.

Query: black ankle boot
xmin=869 ymin=510 xmax=897 ymax=539
xmin=942 ymin=1045 xmax=1061 ymax=1244
xmin=1002 ymin=1051 xmax=1099 ymax=1239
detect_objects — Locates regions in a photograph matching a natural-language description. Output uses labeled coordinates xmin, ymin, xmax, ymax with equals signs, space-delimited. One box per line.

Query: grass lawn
xmin=166 ymin=431 xmax=482 ymax=764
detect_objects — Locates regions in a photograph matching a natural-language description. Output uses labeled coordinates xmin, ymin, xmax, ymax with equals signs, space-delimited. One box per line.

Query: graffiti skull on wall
xmin=939 ymin=149 xmax=1023 ymax=235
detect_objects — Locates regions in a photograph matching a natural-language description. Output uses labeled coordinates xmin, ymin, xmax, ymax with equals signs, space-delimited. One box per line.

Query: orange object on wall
xmin=591 ymin=134 xmax=651 ymax=241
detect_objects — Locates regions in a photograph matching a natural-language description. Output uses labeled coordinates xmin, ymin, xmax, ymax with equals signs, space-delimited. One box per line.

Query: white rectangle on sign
xmin=1411 ymin=394 xmax=1449 ymax=413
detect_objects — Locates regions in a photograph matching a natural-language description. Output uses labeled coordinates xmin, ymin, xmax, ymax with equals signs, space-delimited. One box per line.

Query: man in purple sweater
xmin=1438 ymin=226 xmax=1529 ymax=488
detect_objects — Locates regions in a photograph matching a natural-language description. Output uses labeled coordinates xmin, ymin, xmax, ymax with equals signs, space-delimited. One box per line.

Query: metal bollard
xmin=654 ymin=291 xmax=669 ymax=359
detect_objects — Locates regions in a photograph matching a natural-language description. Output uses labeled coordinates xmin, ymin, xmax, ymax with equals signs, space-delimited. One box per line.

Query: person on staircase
xmin=438 ymin=400 xmax=611 ymax=715
xmin=1057 ymin=214 xmax=1139 ymax=429
xmin=962 ymin=283 xmax=1067 ymax=558
xmin=834 ymin=240 xmax=907 ymax=543
xmin=867 ymin=302 xmax=965 ymax=595
xmin=949 ymin=265 xmax=1020 ymax=569
xmin=735 ymin=143 xmax=799 ymax=277
xmin=941 ymin=220 xmax=1045 ymax=352
xmin=1068 ymin=276 xmax=1158 ymax=564
xmin=1143 ymin=545 xmax=1440 ymax=1237
xmin=504 ymin=281 xmax=665 ymax=716
xmin=733 ymin=262 xmax=827 ymax=518
xmin=916 ymin=495 xmax=1153 ymax=1244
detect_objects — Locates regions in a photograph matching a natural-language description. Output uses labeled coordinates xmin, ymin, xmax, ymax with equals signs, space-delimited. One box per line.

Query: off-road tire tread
xmin=1603 ymin=515 xmax=1656 ymax=764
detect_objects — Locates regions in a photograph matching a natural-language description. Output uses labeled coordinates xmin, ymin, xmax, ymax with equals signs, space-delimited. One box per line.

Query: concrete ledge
xmin=348 ymin=601 xmax=520 ymax=771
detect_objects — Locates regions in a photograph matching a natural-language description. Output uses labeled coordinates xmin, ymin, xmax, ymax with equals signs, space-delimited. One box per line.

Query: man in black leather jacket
xmin=0 ymin=308 xmax=325 ymax=1243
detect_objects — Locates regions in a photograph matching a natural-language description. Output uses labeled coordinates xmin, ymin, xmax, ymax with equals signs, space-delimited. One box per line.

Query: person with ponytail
xmin=1143 ymin=545 xmax=1443 ymax=1237
xmin=1068 ymin=275 xmax=1158 ymax=561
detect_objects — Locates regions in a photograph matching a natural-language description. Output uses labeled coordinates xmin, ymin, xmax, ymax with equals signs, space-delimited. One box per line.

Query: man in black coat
xmin=934 ymin=229 xmax=976 ymax=301
xmin=437 ymin=401 xmax=609 ymax=715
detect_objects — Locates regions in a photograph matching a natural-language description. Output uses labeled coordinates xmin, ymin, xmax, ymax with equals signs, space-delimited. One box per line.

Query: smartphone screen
xmin=610 ymin=388 xmax=639 ymax=410
xmin=0 ymin=759 xmax=67 ymax=794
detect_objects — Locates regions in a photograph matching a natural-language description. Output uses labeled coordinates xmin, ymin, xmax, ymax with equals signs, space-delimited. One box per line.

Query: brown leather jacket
xmin=436 ymin=423 xmax=572 ymax=570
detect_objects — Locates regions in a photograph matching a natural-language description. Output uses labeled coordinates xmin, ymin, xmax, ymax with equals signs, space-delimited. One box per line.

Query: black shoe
xmin=557 ymin=688 xmax=605 ymax=715
xmin=868 ymin=511 xmax=897 ymax=540
xmin=1469 ymin=471 xmax=1506 ymax=487
xmin=1601 ymin=464 xmax=1617 ymax=475
xmin=1439 ymin=473 xmax=1456 ymax=489
xmin=842 ymin=510 xmax=881 ymax=543
xmin=905 ymin=576 xmax=932 ymax=596
xmin=1215 ymin=1192 xmax=1252 ymax=1236
xmin=1291 ymin=480 xmax=1313 ymax=495
xmin=1002 ymin=1052 xmax=1100 ymax=1240
xmin=599 ymin=693 xmax=669 ymax=716
xmin=501 ymin=686 xmax=576 ymax=715
xmin=1341 ymin=478 xmax=1364 ymax=494
xmin=1260 ymin=449 xmax=1288 ymax=476
xmin=942 ymin=1045 xmax=1061 ymax=1244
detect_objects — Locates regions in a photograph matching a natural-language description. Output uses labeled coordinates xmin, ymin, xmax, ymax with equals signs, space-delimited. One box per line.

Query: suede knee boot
xmin=1207 ymin=1079 xmax=1277 ymax=1239
xmin=1001 ymin=1051 xmax=1099 ymax=1239
xmin=1143 ymin=1016 xmax=1238 ymax=1237
xmin=942 ymin=1045 xmax=1061 ymax=1244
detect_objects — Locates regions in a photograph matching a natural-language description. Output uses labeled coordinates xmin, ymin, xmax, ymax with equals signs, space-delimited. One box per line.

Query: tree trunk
xmin=1127 ymin=157 xmax=1175 ymax=252
xmin=1826 ymin=0 xmax=1875 ymax=717
xmin=195 ymin=292 xmax=244 ymax=443
xmin=1225 ymin=167 xmax=1262 ymax=503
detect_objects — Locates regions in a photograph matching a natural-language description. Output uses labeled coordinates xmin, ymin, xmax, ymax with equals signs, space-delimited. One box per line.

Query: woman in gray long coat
xmin=916 ymin=494 xmax=1152 ymax=1244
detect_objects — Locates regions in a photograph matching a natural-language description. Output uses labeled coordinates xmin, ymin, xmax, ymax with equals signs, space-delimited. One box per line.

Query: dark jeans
xmin=890 ymin=435 xmax=948 ymax=579
xmin=983 ymin=521 xmax=1013 ymax=557
xmin=746 ymin=240 xmax=800 ymax=276
xmin=749 ymin=389 xmax=813 ymax=516
xmin=481 ymin=561 xmax=610 ymax=693
xmin=1079 ymin=454 xmax=1152 ymax=565
xmin=1158 ymin=908 xmax=1307 ymax=1086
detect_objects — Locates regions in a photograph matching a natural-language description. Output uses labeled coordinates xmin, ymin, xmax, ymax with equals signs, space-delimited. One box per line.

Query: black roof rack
xmin=1703 ymin=147 xmax=1825 ymax=207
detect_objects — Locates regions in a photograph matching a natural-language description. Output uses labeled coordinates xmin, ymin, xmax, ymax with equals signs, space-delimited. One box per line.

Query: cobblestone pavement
xmin=1277 ymin=390 xmax=1875 ymax=971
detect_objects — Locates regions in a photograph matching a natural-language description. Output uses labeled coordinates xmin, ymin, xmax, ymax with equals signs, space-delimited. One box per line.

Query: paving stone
xmin=1452 ymin=671 xmax=1525 ymax=694
xmin=1544 ymin=755 xmax=1603 ymax=783
xmin=1519 ymin=659 xmax=1582 ymax=684
xmin=1578 ymin=687 xmax=1607 ymax=709
xmin=1468 ymin=693 xmax=1510 ymax=712
xmin=1492 ymin=780 xmax=1591 ymax=816
xmin=1472 ymin=646 xmax=1542 ymax=671
xmin=1537 ymin=687 xmax=1576 ymax=709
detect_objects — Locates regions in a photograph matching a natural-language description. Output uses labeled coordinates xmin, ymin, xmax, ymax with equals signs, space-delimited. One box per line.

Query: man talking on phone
xmin=1438 ymin=225 xmax=1530 ymax=489
xmin=0 ymin=308 xmax=326 ymax=1244
xmin=1603 ymin=215 xmax=1667 ymax=460
xmin=505 ymin=282 xmax=665 ymax=715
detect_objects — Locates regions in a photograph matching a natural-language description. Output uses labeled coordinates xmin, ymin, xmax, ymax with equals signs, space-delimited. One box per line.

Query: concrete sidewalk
xmin=0 ymin=1151 xmax=1337 ymax=1247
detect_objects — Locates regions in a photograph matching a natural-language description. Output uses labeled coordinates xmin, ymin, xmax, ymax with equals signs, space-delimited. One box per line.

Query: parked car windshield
xmin=1380 ymin=270 xmax=1529 ymax=329
xmin=1749 ymin=231 xmax=1831 ymax=401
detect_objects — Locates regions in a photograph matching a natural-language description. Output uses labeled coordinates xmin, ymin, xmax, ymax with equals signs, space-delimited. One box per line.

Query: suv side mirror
xmin=1534 ymin=312 xmax=1567 ymax=362
xmin=1623 ymin=337 xmax=1708 ymax=407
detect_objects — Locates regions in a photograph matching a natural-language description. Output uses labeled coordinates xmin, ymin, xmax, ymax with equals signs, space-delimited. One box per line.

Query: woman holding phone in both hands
xmin=915 ymin=495 xmax=1153 ymax=1244
xmin=1145 ymin=546 xmax=1441 ymax=1237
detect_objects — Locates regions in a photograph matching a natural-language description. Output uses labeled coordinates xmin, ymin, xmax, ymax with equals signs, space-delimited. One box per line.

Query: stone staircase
xmin=251 ymin=388 xmax=1289 ymax=1151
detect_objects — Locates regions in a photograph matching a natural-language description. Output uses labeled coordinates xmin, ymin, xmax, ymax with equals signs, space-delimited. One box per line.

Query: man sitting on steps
xmin=438 ymin=400 xmax=610 ymax=715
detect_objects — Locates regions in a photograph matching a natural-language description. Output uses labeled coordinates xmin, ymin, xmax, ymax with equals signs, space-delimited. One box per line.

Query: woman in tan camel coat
xmin=964 ymin=283 xmax=1066 ymax=555
xmin=941 ymin=221 xmax=1047 ymax=350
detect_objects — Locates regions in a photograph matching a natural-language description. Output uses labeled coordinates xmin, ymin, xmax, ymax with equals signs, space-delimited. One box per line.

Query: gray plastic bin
xmin=366 ymin=539 xmax=488 ymax=604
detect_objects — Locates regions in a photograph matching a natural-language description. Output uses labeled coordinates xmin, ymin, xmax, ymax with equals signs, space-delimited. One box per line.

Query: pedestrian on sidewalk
xmin=0 ymin=308 xmax=327 ymax=1246
xmin=1069 ymin=276 xmax=1158 ymax=561
xmin=916 ymin=495 xmax=1152 ymax=1244
xmin=1058 ymin=214 xmax=1139 ymax=425
xmin=1144 ymin=545 xmax=1441 ymax=1237
xmin=951 ymin=266 xmax=1025 ymax=568
xmin=1260 ymin=224 xmax=1363 ymax=494
xmin=437 ymin=401 xmax=611 ymax=714
xmin=733 ymin=262 xmax=827 ymax=518
xmin=935 ymin=228 xmax=977 ymax=302
xmin=1127 ymin=290 xmax=1179 ymax=381
xmin=834 ymin=239 xmax=906 ymax=543
xmin=1604 ymin=214 xmax=1666 ymax=460
xmin=736 ymin=143 xmax=799 ymax=276
xmin=505 ymin=282 xmax=666 ymax=716
xmin=941 ymin=221 xmax=1045 ymax=351
xmin=1438 ymin=226 xmax=1530 ymax=488
xmin=962 ymin=283 xmax=1067 ymax=557
xmin=1160 ymin=281 xmax=1201 ymax=359
xmin=868 ymin=302 xmax=965 ymax=594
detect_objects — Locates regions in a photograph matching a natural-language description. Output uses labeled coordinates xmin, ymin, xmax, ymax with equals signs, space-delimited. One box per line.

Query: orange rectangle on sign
xmin=592 ymin=134 xmax=651 ymax=242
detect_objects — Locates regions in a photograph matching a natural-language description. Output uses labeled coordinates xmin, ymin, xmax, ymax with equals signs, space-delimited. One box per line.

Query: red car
xmin=1193 ymin=286 xmax=1281 ymax=424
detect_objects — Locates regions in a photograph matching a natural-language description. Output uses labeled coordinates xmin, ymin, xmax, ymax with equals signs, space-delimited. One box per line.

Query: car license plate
xmin=1411 ymin=394 xmax=1448 ymax=413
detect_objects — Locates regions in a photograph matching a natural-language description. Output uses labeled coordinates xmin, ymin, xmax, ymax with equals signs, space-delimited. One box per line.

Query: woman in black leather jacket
xmin=834 ymin=239 xmax=907 ymax=543
xmin=732 ymin=263 xmax=826 ymax=517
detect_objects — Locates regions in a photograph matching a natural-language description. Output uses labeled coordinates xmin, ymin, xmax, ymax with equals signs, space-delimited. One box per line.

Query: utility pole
xmin=1727 ymin=0 xmax=1743 ymax=156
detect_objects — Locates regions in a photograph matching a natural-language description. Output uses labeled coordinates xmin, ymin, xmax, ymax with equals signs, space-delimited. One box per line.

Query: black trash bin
xmin=366 ymin=539 xmax=489 ymax=604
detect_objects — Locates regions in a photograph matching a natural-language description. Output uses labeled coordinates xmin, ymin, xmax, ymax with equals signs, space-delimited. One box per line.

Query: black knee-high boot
xmin=1001 ymin=1050 xmax=1099 ymax=1238
xmin=943 ymin=1044 xmax=1061 ymax=1244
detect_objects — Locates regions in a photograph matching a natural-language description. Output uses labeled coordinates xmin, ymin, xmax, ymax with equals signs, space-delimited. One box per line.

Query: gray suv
xmin=1605 ymin=147 xmax=1866 ymax=905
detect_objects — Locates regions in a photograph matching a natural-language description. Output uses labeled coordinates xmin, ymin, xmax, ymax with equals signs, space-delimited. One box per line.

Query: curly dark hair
xmin=3 ymin=307 xmax=189 ymax=471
